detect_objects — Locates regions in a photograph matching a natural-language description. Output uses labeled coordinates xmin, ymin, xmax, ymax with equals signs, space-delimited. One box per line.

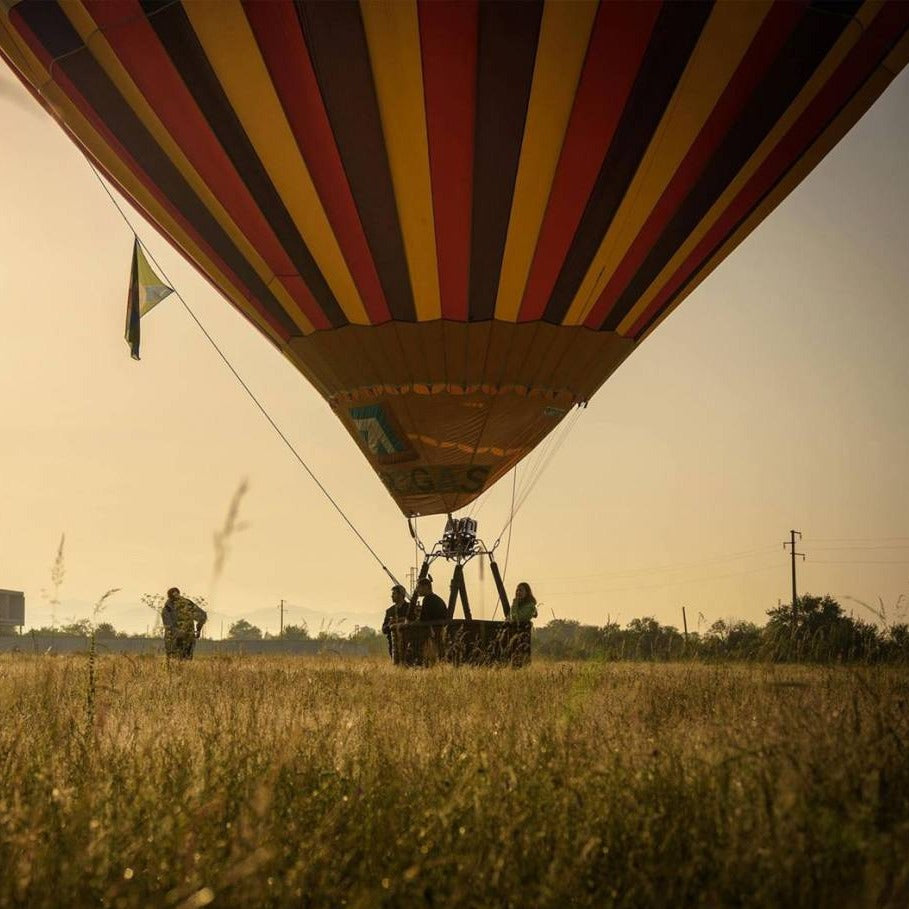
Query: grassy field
xmin=2 ymin=655 xmax=908 ymax=908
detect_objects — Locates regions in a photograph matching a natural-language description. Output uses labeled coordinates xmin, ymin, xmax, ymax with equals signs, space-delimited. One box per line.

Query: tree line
xmin=534 ymin=594 xmax=908 ymax=663
xmin=4 ymin=593 xmax=907 ymax=663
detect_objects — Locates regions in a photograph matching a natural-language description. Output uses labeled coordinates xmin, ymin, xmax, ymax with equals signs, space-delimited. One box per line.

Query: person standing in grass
xmin=508 ymin=581 xmax=537 ymax=667
xmin=412 ymin=575 xmax=448 ymax=622
xmin=162 ymin=587 xmax=207 ymax=660
xmin=509 ymin=582 xmax=538 ymax=625
xmin=382 ymin=584 xmax=410 ymax=658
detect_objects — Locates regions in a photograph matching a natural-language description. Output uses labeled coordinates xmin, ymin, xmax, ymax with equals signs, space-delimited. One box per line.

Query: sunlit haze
xmin=1 ymin=67 xmax=908 ymax=638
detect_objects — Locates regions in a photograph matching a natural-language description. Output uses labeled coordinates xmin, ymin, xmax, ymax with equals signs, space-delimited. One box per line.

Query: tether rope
xmin=87 ymin=161 xmax=402 ymax=588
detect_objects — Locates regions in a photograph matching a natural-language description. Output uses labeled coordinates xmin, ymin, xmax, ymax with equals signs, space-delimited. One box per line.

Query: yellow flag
xmin=125 ymin=238 xmax=173 ymax=359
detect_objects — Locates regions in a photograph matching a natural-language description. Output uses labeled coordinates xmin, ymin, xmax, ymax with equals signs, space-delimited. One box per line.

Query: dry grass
xmin=1 ymin=656 xmax=908 ymax=907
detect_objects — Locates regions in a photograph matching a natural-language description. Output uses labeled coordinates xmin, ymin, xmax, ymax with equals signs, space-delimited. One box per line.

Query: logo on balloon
xmin=378 ymin=465 xmax=491 ymax=497
xmin=349 ymin=404 xmax=416 ymax=465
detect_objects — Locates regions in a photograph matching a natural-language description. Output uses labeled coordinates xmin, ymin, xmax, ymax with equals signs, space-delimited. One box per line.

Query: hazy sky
xmin=1 ymin=64 xmax=908 ymax=638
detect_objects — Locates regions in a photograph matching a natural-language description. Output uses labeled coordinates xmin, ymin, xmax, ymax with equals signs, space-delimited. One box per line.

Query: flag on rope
xmin=125 ymin=238 xmax=173 ymax=359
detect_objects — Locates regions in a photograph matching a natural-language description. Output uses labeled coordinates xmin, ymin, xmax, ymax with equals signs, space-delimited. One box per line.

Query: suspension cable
xmin=87 ymin=161 xmax=402 ymax=587
xmin=502 ymin=466 xmax=518 ymax=581
xmin=490 ymin=466 xmax=518 ymax=621
xmin=493 ymin=405 xmax=584 ymax=548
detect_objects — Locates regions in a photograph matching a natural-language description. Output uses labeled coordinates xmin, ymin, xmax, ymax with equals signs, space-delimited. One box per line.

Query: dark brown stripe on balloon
xmin=541 ymin=0 xmax=713 ymax=325
xmin=295 ymin=0 xmax=416 ymax=323
xmin=467 ymin=0 xmax=543 ymax=322
xmin=600 ymin=0 xmax=859 ymax=331
xmin=14 ymin=0 xmax=299 ymax=338
xmin=138 ymin=0 xmax=347 ymax=329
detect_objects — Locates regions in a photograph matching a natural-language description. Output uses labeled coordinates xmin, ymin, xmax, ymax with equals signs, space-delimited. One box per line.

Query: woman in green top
xmin=510 ymin=582 xmax=538 ymax=624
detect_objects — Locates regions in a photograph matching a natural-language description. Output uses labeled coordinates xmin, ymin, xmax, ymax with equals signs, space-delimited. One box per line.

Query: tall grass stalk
xmin=85 ymin=589 xmax=120 ymax=733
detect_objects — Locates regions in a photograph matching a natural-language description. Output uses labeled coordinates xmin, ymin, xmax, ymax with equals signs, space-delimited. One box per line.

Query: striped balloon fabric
xmin=3 ymin=1 xmax=907 ymax=516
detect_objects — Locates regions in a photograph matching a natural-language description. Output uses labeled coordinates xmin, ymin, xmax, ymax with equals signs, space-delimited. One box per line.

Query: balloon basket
xmin=389 ymin=619 xmax=531 ymax=668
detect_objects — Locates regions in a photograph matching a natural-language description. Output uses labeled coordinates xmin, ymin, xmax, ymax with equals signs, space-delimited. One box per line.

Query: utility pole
xmin=783 ymin=530 xmax=805 ymax=618
xmin=681 ymin=606 xmax=688 ymax=641
xmin=279 ymin=599 xmax=284 ymax=637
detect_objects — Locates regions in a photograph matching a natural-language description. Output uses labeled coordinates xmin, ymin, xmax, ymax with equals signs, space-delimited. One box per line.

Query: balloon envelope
xmin=2 ymin=0 xmax=907 ymax=515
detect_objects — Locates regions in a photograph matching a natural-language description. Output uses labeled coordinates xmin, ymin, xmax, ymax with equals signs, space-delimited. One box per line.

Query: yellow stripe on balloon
xmin=183 ymin=0 xmax=370 ymax=325
xmin=359 ymin=0 xmax=441 ymax=322
xmin=563 ymin=0 xmax=773 ymax=327
xmin=56 ymin=0 xmax=314 ymax=336
xmin=617 ymin=1 xmax=882 ymax=336
xmin=493 ymin=0 xmax=597 ymax=323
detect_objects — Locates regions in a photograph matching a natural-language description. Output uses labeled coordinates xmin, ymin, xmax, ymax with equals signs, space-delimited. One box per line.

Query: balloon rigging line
xmin=512 ymin=430 xmax=561 ymax=509
xmin=502 ymin=466 xmax=518 ymax=582
xmin=465 ymin=480 xmax=490 ymax=521
xmin=493 ymin=406 xmax=584 ymax=550
xmin=519 ymin=407 xmax=584 ymax=506
xmin=86 ymin=161 xmax=402 ymax=588
xmin=489 ymin=466 xmax=520 ymax=622
xmin=493 ymin=410 xmax=565 ymax=529
xmin=512 ymin=406 xmax=584 ymax=514
xmin=506 ymin=415 xmax=572 ymax=529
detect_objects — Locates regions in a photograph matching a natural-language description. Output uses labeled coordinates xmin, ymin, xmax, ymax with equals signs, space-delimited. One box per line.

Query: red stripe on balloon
xmin=419 ymin=0 xmax=478 ymax=322
xmin=516 ymin=0 xmax=661 ymax=323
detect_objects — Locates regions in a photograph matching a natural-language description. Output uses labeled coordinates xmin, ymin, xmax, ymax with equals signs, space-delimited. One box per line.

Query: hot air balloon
xmin=3 ymin=0 xmax=908 ymax=661
xmin=2 ymin=0 xmax=907 ymax=518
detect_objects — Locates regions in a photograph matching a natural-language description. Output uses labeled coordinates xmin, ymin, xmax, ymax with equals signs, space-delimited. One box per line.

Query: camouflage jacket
xmin=162 ymin=596 xmax=207 ymax=638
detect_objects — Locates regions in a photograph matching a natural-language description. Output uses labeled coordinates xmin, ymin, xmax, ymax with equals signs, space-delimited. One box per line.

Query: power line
xmin=536 ymin=544 xmax=779 ymax=583
xmin=807 ymin=559 xmax=909 ymax=566
xmin=804 ymin=536 xmax=909 ymax=543
xmin=554 ymin=561 xmax=781 ymax=597
xmin=805 ymin=545 xmax=909 ymax=552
